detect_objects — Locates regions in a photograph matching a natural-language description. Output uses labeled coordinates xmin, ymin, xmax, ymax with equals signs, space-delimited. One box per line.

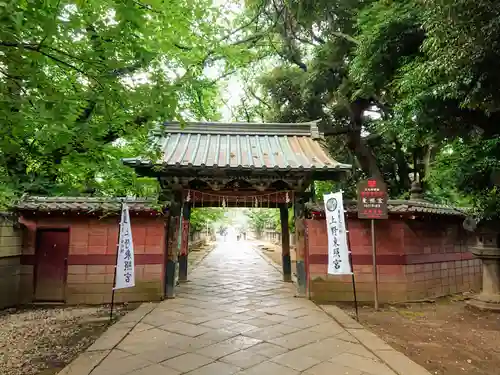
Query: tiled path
xmin=62 ymin=241 xmax=430 ymax=375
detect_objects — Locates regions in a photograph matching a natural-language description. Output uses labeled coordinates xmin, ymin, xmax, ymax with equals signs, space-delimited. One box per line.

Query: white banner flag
xmin=323 ymin=192 xmax=352 ymax=275
xmin=114 ymin=203 xmax=135 ymax=289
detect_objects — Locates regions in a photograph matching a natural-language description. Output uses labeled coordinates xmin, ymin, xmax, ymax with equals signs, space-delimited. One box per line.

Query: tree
xmin=232 ymin=0 xmax=499 ymax=219
xmin=0 ymin=0 xmax=249 ymax=208
xmin=351 ymin=0 xmax=500 ymax=217
xmin=245 ymin=208 xmax=280 ymax=238
xmin=230 ymin=0 xmax=418 ymax=198
xmin=190 ymin=208 xmax=225 ymax=234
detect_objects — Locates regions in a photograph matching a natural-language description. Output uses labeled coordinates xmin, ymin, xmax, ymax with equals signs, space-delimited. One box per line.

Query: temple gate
xmin=123 ymin=121 xmax=350 ymax=298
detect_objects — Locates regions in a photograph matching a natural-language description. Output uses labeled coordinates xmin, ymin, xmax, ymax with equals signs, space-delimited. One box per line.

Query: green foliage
xmin=351 ymin=0 xmax=500 ymax=217
xmin=190 ymin=208 xmax=225 ymax=233
xmin=232 ymin=0 xmax=500 ymax=219
xmin=245 ymin=208 xmax=280 ymax=235
xmin=3 ymin=0 xmax=500 ymax=221
xmin=0 ymin=0 xmax=241 ymax=208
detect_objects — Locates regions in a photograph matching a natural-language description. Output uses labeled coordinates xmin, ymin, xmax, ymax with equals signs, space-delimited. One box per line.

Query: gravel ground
xmin=0 ymin=305 xmax=130 ymax=375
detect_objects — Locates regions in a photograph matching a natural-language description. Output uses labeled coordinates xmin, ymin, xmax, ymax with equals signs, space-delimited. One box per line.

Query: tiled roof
xmin=123 ymin=121 xmax=351 ymax=174
xmin=307 ymin=199 xmax=466 ymax=217
xmin=15 ymin=197 xmax=162 ymax=213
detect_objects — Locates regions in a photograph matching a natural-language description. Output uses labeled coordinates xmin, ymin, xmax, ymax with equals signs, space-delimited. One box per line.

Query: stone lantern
xmin=467 ymin=222 xmax=500 ymax=311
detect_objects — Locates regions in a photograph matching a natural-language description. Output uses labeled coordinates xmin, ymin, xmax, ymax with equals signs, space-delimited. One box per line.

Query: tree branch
xmin=247 ymin=86 xmax=271 ymax=109
xmin=0 ymin=69 xmax=36 ymax=109
xmin=218 ymin=0 xmax=268 ymax=43
xmin=0 ymin=42 xmax=105 ymax=88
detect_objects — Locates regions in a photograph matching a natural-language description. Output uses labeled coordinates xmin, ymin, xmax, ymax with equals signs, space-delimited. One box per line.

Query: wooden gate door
xmin=35 ymin=229 xmax=70 ymax=301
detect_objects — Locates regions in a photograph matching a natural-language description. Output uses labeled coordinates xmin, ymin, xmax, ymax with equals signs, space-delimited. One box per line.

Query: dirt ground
xmin=0 ymin=304 xmax=133 ymax=375
xmin=255 ymin=241 xmax=296 ymax=271
xmin=338 ymin=298 xmax=500 ymax=375
xmin=257 ymin=243 xmax=500 ymax=375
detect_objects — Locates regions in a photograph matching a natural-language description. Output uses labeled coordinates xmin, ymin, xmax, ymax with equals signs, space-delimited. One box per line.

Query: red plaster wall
xmin=305 ymin=216 xmax=482 ymax=303
xmin=20 ymin=214 xmax=166 ymax=304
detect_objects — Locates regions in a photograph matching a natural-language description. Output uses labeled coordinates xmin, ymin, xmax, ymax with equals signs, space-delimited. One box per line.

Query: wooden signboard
xmin=357 ymin=178 xmax=388 ymax=220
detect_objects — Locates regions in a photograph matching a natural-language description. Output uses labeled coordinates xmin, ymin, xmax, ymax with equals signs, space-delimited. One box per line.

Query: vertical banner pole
xmin=110 ymin=200 xmax=123 ymax=321
xmin=344 ymin=214 xmax=359 ymax=321
xmin=371 ymin=219 xmax=379 ymax=310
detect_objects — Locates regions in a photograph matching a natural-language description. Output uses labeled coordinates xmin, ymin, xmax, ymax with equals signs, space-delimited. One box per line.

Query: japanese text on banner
xmin=114 ymin=203 xmax=135 ymax=289
xmin=323 ymin=192 xmax=352 ymax=275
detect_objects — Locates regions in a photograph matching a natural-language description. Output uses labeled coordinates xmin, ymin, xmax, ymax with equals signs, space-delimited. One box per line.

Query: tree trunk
xmin=394 ymin=140 xmax=411 ymax=191
xmin=347 ymin=101 xmax=383 ymax=180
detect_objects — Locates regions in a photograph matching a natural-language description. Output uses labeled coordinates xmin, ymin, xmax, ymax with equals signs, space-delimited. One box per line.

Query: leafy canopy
xmin=0 ymin=0 xmax=252 ymax=207
xmin=230 ymin=0 xmax=500 ymax=218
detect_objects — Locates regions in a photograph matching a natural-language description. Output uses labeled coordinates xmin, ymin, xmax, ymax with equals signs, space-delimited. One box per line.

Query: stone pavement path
xmin=62 ymin=241 xmax=430 ymax=375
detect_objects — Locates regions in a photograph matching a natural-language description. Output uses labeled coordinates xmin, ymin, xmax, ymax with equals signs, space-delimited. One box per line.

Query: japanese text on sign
xmin=114 ymin=203 xmax=135 ymax=289
xmin=357 ymin=179 xmax=388 ymax=219
xmin=323 ymin=192 xmax=352 ymax=275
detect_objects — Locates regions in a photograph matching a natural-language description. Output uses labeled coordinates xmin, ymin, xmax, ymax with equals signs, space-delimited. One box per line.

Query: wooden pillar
xmin=280 ymin=204 xmax=292 ymax=282
xmin=165 ymin=190 xmax=182 ymax=298
xmin=294 ymin=196 xmax=307 ymax=297
xmin=178 ymin=202 xmax=191 ymax=282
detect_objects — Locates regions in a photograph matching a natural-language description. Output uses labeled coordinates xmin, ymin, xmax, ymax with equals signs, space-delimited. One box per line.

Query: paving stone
xmin=62 ymin=241 xmax=427 ymax=375
xmin=118 ymin=303 xmax=156 ymax=323
xmin=87 ymin=327 xmax=131 ymax=352
xmin=336 ymin=330 xmax=360 ymax=343
xmin=180 ymin=315 xmax=214 ymax=324
xmin=130 ymin=323 xmax=156 ymax=333
xmin=90 ymin=353 xmax=151 ymax=375
xmin=244 ymin=342 xmax=288 ymax=358
xmin=304 ymin=361 xmax=364 ymax=375
xmin=167 ymin=335 xmax=216 ymax=351
xmin=135 ymin=346 xmax=186 ymax=363
xmin=58 ymin=350 xmax=110 ymax=375
xmin=201 ymin=318 xmax=238 ymax=329
xmin=196 ymin=329 xmax=239 ymax=343
xmin=133 ymin=364 xmax=181 ymax=375
xmin=195 ymin=342 xmax=242 ymax=358
xmin=222 ymin=335 xmax=262 ymax=350
xmin=260 ymin=314 xmax=290 ymax=323
xmin=159 ymin=321 xmax=212 ymax=337
xmin=117 ymin=328 xmax=180 ymax=354
xmin=237 ymin=360 xmax=299 ymax=375
xmin=319 ymin=305 xmax=364 ymax=329
xmin=225 ymin=322 xmax=260 ymax=334
xmin=161 ymin=353 xmax=214 ymax=373
xmin=345 ymin=345 xmax=379 ymax=360
xmin=220 ymin=350 xmax=268 ymax=369
xmin=270 ymin=351 xmax=321 ymax=371
xmin=267 ymin=329 xmax=332 ymax=350
xmin=244 ymin=317 xmax=277 ymax=328
xmin=307 ymin=321 xmax=345 ymax=335
xmin=104 ymin=349 xmax=132 ymax=361
xmin=283 ymin=315 xmax=330 ymax=329
xmin=185 ymin=360 xmax=241 ymax=375
xmin=329 ymin=352 xmax=397 ymax=375
xmin=374 ymin=349 xmax=432 ymax=375
xmin=346 ymin=329 xmax=394 ymax=351
xmin=287 ymin=336 xmax=363 ymax=361
xmin=244 ymin=325 xmax=296 ymax=341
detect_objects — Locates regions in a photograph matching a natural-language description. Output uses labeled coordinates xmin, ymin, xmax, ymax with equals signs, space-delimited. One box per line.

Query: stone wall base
xmin=309 ymin=260 xmax=482 ymax=303
xmin=0 ymin=256 xmax=20 ymax=308
xmin=17 ymin=264 xmax=163 ymax=305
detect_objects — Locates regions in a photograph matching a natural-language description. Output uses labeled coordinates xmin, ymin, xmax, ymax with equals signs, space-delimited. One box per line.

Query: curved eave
xmin=122 ymin=158 xmax=351 ymax=178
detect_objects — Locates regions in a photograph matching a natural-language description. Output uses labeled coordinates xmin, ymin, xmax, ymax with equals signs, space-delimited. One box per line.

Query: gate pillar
xmin=279 ymin=203 xmax=292 ymax=282
xmin=178 ymin=202 xmax=191 ymax=282
xmin=165 ymin=190 xmax=182 ymax=298
xmin=294 ymin=196 xmax=307 ymax=297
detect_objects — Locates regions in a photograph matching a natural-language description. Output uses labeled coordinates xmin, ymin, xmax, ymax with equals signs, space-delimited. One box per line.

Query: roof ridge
xmin=21 ymin=196 xmax=155 ymax=203
xmin=158 ymin=120 xmax=321 ymax=137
